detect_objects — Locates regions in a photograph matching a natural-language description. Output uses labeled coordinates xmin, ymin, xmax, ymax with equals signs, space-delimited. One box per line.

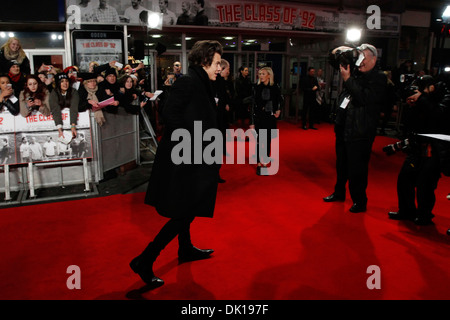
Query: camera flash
xmin=346 ymin=28 xmax=362 ymax=43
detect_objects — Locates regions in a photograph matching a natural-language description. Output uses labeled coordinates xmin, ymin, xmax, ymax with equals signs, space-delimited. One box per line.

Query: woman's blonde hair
xmin=1 ymin=37 xmax=27 ymax=64
xmin=257 ymin=66 xmax=274 ymax=86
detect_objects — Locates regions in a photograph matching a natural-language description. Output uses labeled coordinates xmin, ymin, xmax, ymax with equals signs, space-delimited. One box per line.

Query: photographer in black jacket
xmin=388 ymin=76 xmax=450 ymax=225
xmin=324 ymin=44 xmax=387 ymax=213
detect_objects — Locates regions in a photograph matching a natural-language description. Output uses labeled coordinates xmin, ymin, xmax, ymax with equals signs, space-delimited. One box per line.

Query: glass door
xmin=155 ymin=53 xmax=181 ymax=90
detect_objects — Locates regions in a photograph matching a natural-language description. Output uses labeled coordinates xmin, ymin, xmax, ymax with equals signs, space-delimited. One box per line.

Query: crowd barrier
xmin=0 ymin=107 xmax=139 ymax=205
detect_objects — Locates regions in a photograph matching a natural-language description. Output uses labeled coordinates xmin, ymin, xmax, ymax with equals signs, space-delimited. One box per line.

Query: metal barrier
xmin=0 ymin=108 xmax=140 ymax=205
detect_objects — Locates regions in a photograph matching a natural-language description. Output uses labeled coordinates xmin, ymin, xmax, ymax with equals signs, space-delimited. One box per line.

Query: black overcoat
xmin=145 ymin=66 xmax=220 ymax=219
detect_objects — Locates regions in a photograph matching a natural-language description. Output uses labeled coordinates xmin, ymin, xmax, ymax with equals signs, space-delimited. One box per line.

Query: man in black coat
xmin=324 ymin=44 xmax=387 ymax=213
xmin=388 ymin=76 xmax=448 ymax=225
xmin=130 ymin=40 xmax=223 ymax=287
xmin=301 ymin=67 xmax=319 ymax=130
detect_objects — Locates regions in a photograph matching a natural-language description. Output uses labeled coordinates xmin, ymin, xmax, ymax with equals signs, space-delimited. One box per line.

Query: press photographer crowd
xmin=1 ymin=35 xmax=450 ymax=245
xmin=326 ymin=44 xmax=450 ymax=235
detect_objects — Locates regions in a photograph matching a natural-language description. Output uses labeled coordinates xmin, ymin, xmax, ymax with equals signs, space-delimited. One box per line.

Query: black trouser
xmin=302 ymin=99 xmax=317 ymax=127
xmin=397 ymin=153 xmax=441 ymax=218
xmin=334 ymin=136 xmax=374 ymax=205
xmin=141 ymin=216 xmax=195 ymax=263
xmin=255 ymin=112 xmax=276 ymax=164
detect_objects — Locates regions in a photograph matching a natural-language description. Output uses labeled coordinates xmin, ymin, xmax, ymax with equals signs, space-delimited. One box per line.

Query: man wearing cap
xmin=324 ymin=43 xmax=387 ymax=213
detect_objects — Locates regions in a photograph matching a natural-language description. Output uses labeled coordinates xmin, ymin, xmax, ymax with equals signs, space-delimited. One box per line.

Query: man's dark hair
xmin=188 ymin=40 xmax=223 ymax=67
xmin=196 ymin=0 xmax=205 ymax=8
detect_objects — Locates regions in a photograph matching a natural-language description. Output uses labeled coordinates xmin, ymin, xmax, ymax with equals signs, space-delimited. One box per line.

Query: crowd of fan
xmin=0 ymin=37 xmax=156 ymax=135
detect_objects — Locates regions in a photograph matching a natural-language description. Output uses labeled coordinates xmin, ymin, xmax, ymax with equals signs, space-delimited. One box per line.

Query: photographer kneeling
xmin=388 ymin=76 xmax=449 ymax=225
xmin=323 ymin=44 xmax=387 ymax=213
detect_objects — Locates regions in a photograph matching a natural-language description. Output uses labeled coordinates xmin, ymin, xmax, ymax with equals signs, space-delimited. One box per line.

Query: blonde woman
xmin=250 ymin=66 xmax=282 ymax=175
xmin=0 ymin=37 xmax=31 ymax=75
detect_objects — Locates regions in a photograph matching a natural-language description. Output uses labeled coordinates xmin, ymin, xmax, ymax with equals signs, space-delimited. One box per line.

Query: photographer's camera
xmin=382 ymin=139 xmax=410 ymax=156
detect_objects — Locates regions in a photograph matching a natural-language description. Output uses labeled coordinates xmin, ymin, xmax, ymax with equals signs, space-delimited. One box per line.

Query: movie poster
xmin=0 ymin=110 xmax=92 ymax=166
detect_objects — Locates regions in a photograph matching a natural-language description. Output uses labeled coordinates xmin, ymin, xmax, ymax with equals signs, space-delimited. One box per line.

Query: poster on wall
xmin=65 ymin=0 xmax=400 ymax=35
xmin=72 ymin=30 xmax=125 ymax=72
xmin=0 ymin=110 xmax=93 ymax=166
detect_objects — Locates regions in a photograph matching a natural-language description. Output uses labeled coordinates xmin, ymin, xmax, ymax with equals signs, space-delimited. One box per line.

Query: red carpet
xmin=1 ymin=121 xmax=450 ymax=300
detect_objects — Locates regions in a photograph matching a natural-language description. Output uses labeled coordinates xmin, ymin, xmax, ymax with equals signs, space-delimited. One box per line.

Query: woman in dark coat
xmin=250 ymin=67 xmax=282 ymax=175
xmin=130 ymin=40 xmax=223 ymax=287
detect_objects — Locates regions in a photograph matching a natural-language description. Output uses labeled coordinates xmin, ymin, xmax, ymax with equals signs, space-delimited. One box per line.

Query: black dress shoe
xmin=388 ymin=211 xmax=414 ymax=221
xmin=414 ymin=216 xmax=434 ymax=226
xmin=178 ymin=246 xmax=214 ymax=263
xmin=309 ymin=126 xmax=318 ymax=130
xmin=447 ymin=229 xmax=450 ymax=236
xmin=302 ymin=125 xmax=308 ymax=130
xmin=349 ymin=203 xmax=366 ymax=213
xmin=323 ymin=193 xmax=345 ymax=202
xmin=130 ymin=256 xmax=164 ymax=287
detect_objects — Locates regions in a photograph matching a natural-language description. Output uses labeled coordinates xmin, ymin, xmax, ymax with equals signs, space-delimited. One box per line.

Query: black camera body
xmin=383 ymin=138 xmax=410 ymax=155
xmin=329 ymin=48 xmax=359 ymax=72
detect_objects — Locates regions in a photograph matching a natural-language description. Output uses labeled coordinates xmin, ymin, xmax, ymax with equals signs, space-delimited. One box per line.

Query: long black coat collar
xmin=188 ymin=65 xmax=216 ymax=108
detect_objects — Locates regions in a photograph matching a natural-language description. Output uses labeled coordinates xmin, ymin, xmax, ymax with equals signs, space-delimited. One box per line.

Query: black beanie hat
xmin=56 ymin=73 xmax=69 ymax=83
xmin=104 ymin=67 xmax=117 ymax=77
xmin=7 ymin=60 xmax=20 ymax=70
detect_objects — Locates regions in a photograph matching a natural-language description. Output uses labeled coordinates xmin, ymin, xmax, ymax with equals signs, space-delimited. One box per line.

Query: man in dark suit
xmin=301 ymin=67 xmax=319 ymax=130
xmin=324 ymin=43 xmax=387 ymax=213
xmin=130 ymin=40 xmax=223 ymax=287
xmin=192 ymin=0 xmax=208 ymax=25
